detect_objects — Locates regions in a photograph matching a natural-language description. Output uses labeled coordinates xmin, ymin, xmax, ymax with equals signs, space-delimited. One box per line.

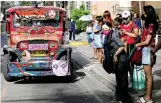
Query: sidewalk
xmin=65 ymin=32 xmax=89 ymax=46
xmin=71 ymin=33 xmax=161 ymax=103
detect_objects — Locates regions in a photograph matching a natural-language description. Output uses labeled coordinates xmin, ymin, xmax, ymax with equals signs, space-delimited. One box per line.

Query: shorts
xmin=142 ymin=47 xmax=151 ymax=65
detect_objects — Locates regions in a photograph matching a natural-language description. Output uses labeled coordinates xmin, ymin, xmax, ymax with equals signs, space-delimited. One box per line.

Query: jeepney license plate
xmin=29 ymin=44 xmax=48 ymax=50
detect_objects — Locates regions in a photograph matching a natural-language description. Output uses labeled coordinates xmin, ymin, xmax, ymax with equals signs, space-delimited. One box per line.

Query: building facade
xmin=90 ymin=1 xmax=161 ymax=19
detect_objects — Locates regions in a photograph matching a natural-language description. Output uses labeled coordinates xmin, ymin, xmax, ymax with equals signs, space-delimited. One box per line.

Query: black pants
xmin=115 ymin=55 xmax=131 ymax=103
xmin=69 ymin=31 xmax=75 ymax=41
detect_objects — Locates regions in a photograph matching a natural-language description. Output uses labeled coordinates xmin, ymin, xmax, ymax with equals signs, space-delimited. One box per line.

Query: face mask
xmin=123 ymin=18 xmax=130 ymax=25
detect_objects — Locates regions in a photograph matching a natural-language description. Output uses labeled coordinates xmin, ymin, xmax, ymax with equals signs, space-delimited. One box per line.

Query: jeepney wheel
xmin=2 ymin=54 xmax=17 ymax=82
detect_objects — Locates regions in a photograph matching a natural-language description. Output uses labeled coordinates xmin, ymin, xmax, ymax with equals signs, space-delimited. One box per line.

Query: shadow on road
xmin=153 ymin=69 xmax=161 ymax=90
xmin=13 ymin=71 xmax=86 ymax=84
xmin=1 ymin=90 xmax=114 ymax=103
xmin=72 ymin=52 xmax=91 ymax=70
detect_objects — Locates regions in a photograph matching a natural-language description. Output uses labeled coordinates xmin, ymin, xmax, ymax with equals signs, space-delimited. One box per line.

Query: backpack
xmin=102 ymin=30 xmax=115 ymax=74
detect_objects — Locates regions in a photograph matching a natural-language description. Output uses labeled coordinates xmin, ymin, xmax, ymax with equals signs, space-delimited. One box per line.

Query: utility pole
xmin=67 ymin=1 xmax=71 ymax=18
xmin=85 ymin=1 xmax=87 ymax=10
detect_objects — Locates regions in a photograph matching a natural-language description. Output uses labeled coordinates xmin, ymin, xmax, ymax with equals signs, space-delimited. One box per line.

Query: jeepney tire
xmin=2 ymin=54 xmax=17 ymax=82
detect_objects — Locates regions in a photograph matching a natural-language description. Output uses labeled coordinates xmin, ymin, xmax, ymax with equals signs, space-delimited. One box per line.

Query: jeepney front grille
xmin=28 ymin=40 xmax=49 ymax=57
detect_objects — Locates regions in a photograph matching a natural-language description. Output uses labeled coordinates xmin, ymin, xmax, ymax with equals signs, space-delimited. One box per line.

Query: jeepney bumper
xmin=8 ymin=59 xmax=70 ymax=77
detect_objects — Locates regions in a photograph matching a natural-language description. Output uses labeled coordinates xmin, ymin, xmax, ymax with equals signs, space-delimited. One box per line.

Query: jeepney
xmin=1 ymin=6 xmax=74 ymax=82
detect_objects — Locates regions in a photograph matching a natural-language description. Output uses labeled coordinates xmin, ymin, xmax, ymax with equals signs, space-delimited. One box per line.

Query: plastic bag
xmin=132 ymin=65 xmax=146 ymax=90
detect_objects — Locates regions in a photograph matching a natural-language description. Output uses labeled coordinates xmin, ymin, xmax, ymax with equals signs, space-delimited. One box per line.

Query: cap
xmin=121 ymin=10 xmax=131 ymax=18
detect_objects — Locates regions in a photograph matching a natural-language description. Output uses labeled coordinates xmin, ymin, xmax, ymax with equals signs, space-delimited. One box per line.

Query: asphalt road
xmin=1 ymin=58 xmax=114 ymax=103
xmin=0 ymin=33 xmax=114 ymax=103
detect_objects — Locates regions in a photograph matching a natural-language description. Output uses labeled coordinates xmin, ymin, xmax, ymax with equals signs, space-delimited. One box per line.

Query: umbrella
xmin=79 ymin=15 xmax=93 ymax=21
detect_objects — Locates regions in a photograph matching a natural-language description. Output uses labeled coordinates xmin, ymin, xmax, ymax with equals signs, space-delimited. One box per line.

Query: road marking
xmin=70 ymin=41 xmax=89 ymax=46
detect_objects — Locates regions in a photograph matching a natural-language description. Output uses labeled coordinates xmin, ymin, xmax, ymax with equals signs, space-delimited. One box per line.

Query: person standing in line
xmin=120 ymin=10 xmax=139 ymax=45
xmin=93 ymin=16 xmax=104 ymax=63
xmin=120 ymin=10 xmax=139 ymax=82
xmin=91 ymin=15 xmax=98 ymax=59
xmin=135 ymin=5 xmax=159 ymax=103
xmin=86 ymin=22 xmax=93 ymax=45
xmin=69 ymin=19 xmax=76 ymax=42
xmin=103 ymin=10 xmax=114 ymax=27
xmin=110 ymin=17 xmax=132 ymax=103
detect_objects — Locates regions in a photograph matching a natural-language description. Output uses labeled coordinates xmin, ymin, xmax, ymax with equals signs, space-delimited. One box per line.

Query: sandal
xmin=137 ymin=97 xmax=153 ymax=103
xmin=90 ymin=57 xmax=98 ymax=59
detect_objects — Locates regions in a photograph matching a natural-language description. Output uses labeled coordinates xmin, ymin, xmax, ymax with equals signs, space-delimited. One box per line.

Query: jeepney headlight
xmin=49 ymin=42 xmax=55 ymax=48
xmin=48 ymin=41 xmax=58 ymax=50
xmin=18 ymin=41 xmax=29 ymax=50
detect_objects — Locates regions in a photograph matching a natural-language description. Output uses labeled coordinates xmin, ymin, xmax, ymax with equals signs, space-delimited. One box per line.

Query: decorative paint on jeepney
xmin=12 ymin=34 xmax=60 ymax=45
xmin=7 ymin=6 xmax=65 ymax=46
xmin=6 ymin=7 xmax=68 ymax=77
xmin=8 ymin=49 xmax=69 ymax=76
xmin=15 ymin=8 xmax=58 ymax=19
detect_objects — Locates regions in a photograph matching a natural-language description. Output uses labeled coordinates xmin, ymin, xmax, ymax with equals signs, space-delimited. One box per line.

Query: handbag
xmin=129 ymin=47 xmax=142 ymax=66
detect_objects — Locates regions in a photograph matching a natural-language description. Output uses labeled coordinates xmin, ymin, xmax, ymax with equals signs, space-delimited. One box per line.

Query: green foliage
xmin=71 ymin=4 xmax=90 ymax=33
xmin=20 ymin=1 xmax=32 ymax=6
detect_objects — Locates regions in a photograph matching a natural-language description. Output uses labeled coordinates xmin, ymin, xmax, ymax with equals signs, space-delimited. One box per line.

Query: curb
xmin=70 ymin=41 xmax=89 ymax=46
xmin=72 ymin=55 xmax=116 ymax=91
xmin=87 ymin=66 xmax=116 ymax=92
xmin=72 ymin=48 xmax=161 ymax=103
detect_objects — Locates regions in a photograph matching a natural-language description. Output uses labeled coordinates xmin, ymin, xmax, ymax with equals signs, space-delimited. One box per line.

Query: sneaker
xmin=111 ymin=96 xmax=122 ymax=103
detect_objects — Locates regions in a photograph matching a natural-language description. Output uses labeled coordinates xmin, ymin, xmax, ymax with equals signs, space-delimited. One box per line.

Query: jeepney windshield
xmin=13 ymin=11 xmax=60 ymax=28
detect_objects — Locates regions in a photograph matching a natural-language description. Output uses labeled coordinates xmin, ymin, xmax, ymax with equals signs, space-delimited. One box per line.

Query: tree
xmin=71 ymin=4 xmax=90 ymax=33
xmin=1 ymin=1 xmax=15 ymax=20
xmin=19 ymin=1 xmax=32 ymax=6
xmin=1 ymin=1 xmax=15 ymax=13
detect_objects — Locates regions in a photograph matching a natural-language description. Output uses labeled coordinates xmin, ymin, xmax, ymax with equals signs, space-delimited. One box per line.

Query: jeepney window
xmin=13 ymin=13 xmax=60 ymax=28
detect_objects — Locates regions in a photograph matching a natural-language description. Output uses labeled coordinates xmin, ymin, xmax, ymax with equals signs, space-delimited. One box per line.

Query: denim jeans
xmin=87 ymin=33 xmax=92 ymax=44
xmin=69 ymin=31 xmax=75 ymax=41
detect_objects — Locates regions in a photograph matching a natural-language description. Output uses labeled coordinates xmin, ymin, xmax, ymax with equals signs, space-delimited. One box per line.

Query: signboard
xmin=29 ymin=44 xmax=48 ymax=50
xmin=15 ymin=9 xmax=58 ymax=19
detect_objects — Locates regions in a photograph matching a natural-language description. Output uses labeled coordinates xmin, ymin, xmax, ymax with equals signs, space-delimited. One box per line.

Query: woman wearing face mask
xmin=120 ymin=10 xmax=139 ymax=45
xmin=135 ymin=5 xmax=159 ymax=103
xmin=120 ymin=10 xmax=139 ymax=85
